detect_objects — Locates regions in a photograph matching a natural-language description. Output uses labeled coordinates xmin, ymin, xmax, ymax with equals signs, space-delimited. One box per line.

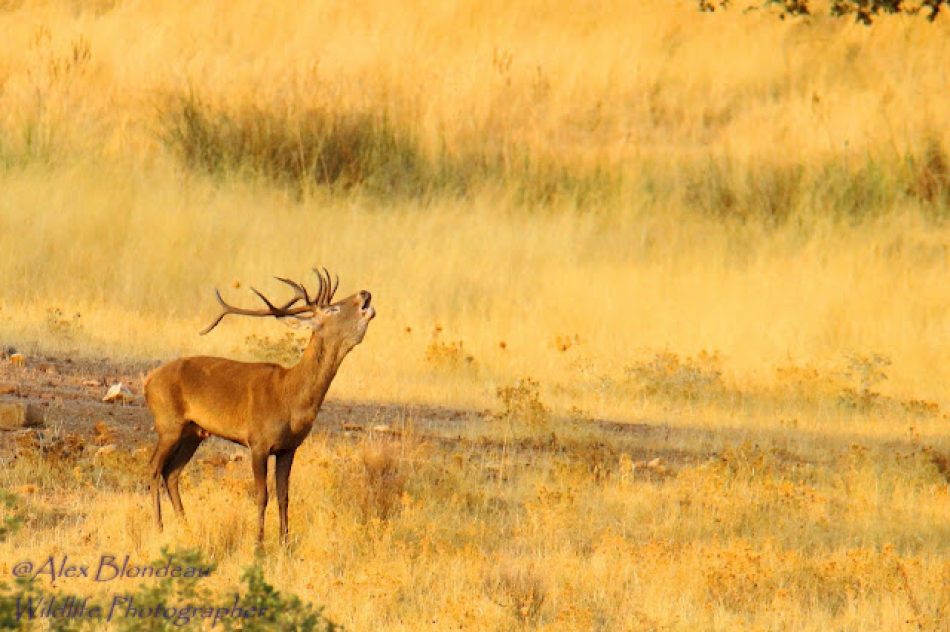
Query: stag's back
xmin=144 ymin=356 xmax=286 ymax=444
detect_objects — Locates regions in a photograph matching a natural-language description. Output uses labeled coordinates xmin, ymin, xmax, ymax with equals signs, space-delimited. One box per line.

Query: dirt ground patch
xmin=0 ymin=352 xmax=702 ymax=473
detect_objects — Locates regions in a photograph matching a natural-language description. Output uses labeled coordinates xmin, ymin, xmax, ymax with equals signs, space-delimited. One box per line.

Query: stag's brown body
xmin=144 ymin=270 xmax=374 ymax=545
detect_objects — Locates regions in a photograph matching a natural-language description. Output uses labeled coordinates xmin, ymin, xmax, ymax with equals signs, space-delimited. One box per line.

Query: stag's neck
xmin=284 ymin=333 xmax=347 ymax=434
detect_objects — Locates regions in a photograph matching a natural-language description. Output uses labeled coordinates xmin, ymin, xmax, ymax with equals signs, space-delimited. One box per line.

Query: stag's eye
xmin=324 ymin=305 xmax=340 ymax=315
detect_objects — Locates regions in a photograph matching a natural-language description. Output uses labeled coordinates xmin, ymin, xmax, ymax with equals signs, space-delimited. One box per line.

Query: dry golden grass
xmin=1 ymin=0 xmax=949 ymax=629
xmin=2 ymin=428 xmax=949 ymax=630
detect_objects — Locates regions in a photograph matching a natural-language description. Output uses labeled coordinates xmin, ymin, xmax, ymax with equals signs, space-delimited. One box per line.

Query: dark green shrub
xmin=161 ymin=93 xmax=427 ymax=197
xmin=698 ymin=0 xmax=946 ymax=23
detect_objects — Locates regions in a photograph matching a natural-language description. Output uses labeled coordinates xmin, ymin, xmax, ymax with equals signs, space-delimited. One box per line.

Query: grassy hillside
xmin=0 ymin=1 xmax=949 ymax=629
xmin=0 ymin=0 xmax=948 ymax=417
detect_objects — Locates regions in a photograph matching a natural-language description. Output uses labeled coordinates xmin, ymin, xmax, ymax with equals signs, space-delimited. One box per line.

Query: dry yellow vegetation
xmin=2 ymin=417 xmax=950 ymax=630
xmin=1 ymin=0 xmax=949 ymax=629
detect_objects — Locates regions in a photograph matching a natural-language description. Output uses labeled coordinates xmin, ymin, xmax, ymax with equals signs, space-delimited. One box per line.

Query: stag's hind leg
xmin=164 ymin=430 xmax=204 ymax=520
xmin=149 ymin=431 xmax=182 ymax=531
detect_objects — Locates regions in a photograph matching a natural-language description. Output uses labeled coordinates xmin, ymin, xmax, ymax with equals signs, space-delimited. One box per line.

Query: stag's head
xmin=200 ymin=268 xmax=375 ymax=351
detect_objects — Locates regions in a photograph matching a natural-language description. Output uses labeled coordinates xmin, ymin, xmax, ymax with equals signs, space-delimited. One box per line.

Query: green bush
xmin=0 ymin=491 xmax=24 ymax=543
xmin=159 ymin=92 xmax=619 ymax=207
xmin=698 ymin=0 xmax=946 ymax=24
xmin=160 ymin=91 xmax=948 ymax=219
xmin=221 ymin=564 xmax=339 ymax=632
xmin=0 ymin=548 xmax=339 ymax=631
xmin=161 ymin=93 xmax=427 ymax=197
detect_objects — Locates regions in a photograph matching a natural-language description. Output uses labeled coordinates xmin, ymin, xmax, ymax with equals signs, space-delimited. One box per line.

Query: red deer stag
xmin=144 ymin=268 xmax=375 ymax=545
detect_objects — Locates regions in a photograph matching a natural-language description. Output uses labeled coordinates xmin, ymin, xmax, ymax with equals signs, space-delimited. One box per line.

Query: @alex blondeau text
xmin=11 ymin=554 xmax=213 ymax=583
xmin=15 ymin=595 xmax=268 ymax=627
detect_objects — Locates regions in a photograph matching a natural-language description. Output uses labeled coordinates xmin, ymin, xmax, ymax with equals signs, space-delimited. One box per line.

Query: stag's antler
xmin=275 ymin=268 xmax=339 ymax=306
xmin=200 ymin=268 xmax=340 ymax=335
xmin=312 ymin=267 xmax=340 ymax=306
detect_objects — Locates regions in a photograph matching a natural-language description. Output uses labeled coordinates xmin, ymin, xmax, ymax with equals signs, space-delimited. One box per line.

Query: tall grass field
xmin=1 ymin=0 xmax=949 ymax=629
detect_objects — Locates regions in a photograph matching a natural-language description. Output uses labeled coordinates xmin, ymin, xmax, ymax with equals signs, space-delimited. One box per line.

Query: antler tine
xmin=199 ymin=289 xmax=231 ymax=335
xmin=312 ymin=267 xmax=327 ymax=305
xmin=200 ymin=284 xmax=313 ymax=335
xmin=318 ymin=267 xmax=335 ymax=304
xmin=323 ymin=268 xmax=340 ymax=305
xmin=200 ymin=288 xmax=250 ymax=336
xmin=250 ymin=287 xmax=281 ymax=311
xmin=275 ymin=276 xmax=310 ymax=307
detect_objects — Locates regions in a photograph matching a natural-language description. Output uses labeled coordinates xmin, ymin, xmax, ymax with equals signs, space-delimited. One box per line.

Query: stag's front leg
xmin=251 ymin=449 xmax=269 ymax=546
xmin=275 ymin=449 xmax=296 ymax=545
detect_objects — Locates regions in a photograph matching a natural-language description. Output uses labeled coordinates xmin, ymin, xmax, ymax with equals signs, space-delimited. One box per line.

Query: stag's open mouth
xmin=360 ymin=292 xmax=375 ymax=319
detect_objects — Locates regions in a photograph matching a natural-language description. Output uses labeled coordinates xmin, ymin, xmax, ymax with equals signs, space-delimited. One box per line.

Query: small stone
xmin=647 ymin=457 xmax=662 ymax=469
xmin=94 ymin=444 xmax=117 ymax=461
xmin=82 ymin=379 xmax=101 ymax=387
xmin=0 ymin=402 xmax=45 ymax=429
xmin=371 ymin=424 xmax=392 ymax=433
xmin=102 ymin=382 xmax=133 ymax=403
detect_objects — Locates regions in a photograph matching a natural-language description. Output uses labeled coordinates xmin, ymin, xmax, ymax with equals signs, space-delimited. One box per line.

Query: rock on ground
xmin=0 ymin=402 xmax=45 ymax=429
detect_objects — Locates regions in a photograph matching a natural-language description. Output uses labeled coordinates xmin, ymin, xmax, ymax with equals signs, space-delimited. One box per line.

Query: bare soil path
xmin=0 ymin=353 xmax=861 ymax=475
xmin=0 ymin=353 xmax=706 ymax=473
